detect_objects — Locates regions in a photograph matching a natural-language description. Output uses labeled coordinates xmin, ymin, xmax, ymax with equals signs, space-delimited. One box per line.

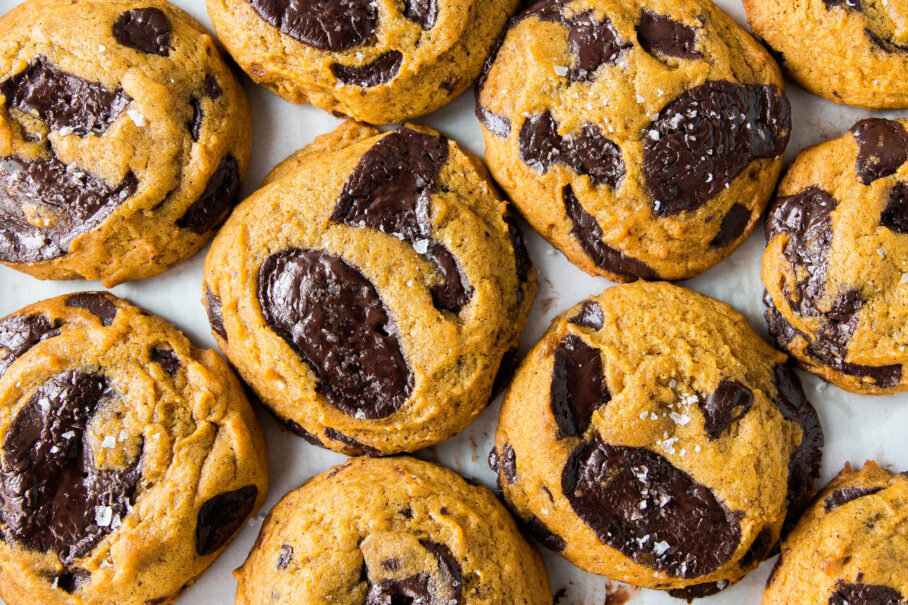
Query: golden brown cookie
xmin=492 ymin=281 xmax=823 ymax=598
xmin=235 ymin=456 xmax=552 ymax=605
xmin=744 ymin=0 xmax=908 ymax=109
xmin=203 ymin=121 xmax=536 ymax=456
xmin=0 ymin=292 xmax=268 ymax=605
xmin=763 ymin=461 xmax=908 ymax=605
xmin=763 ymin=118 xmax=908 ymax=395
xmin=0 ymin=0 xmax=251 ymax=286
xmin=476 ymin=0 xmax=790 ymax=282
xmin=205 ymin=0 xmax=518 ymax=124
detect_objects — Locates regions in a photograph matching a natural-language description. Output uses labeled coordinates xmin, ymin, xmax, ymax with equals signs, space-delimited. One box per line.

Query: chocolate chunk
xmin=881 ymin=181 xmax=908 ymax=233
xmin=0 ymin=57 xmax=131 ymax=136
xmin=644 ymin=81 xmax=790 ymax=216
xmin=500 ymin=443 xmax=517 ymax=484
xmin=771 ymin=363 xmax=824 ymax=532
xmin=323 ymin=427 xmax=382 ymax=456
xmin=524 ymin=514 xmax=567 ymax=552
xmin=65 ymin=292 xmax=118 ymax=327
xmin=699 ymin=380 xmax=754 ymax=441
xmin=205 ymin=286 xmax=227 ymax=340
xmin=668 ymin=581 xmax=729 ymax=600
xmin=824 ymin=486 xmax=884 ymax=512
xmin=562 ymin=439 xmax=742 ymax=577
xmin=366 ymin=575 xmax=431 ymax=605
xmin=189 ymin=98 xmax=203 ymax=142
xmin=850 ymin=119 xmax=908 ymax=185
xmin=205 ymin=75 xmax=223 ymax=98
xmin=550 ymin=335 xmax=609 ymax=439
xmin=113 ymin=8 xmax=172 ymax=56
xmin=806 ymin=345 xmax=903 ymax=388
xmin=403 ymin=0 xmax=437 ymax=29
xmin=245 ymin=0 xmax=377 ymax=51
xmin=828 ymin=582 xmax=905 ymax=605
xmin=739 ymin=527 xmax=775 ymax=569
xmin=0 ymin=156 xmax=138 ymax=263
xmin=177 ymin=155 xmax=241 ymax=234
xmin=569 ymin=300 xmax=604 ymax=329
xmin=865 ymin=27 xmax=908 ymax=54
xmin=0 ymin=371 xmax=141 ymax=563
xmin=56 ymin=568 xmax=91 ymax=593
xmin=710 ymin=204 xmax=752 ymax=248
xmin=331 ymin=52 xmax=403 ymax=88
xmin=0 ymin=313 xmax=60 ymax=377
xmin=195 ymin=485 xmax=258 ymax=556
xmin=331 ymin=127 xmax=473 ymax=313
xmin=277 ymin=544 xmax=293 ymax=570
xmin=488 ymin=447 xmax=500 ymax=472
xmin=563 ymin=186 xmax=658 ymax=279
xmin=636 ymin=11 xmax=700 ymax=60
xmin=823 ymin=0 xmax=861 ymax=8
xmin=150 ymin=346 xmax=180 ymax=376
xmin=764 ymin=290 xmax=804 ymax=349
xmin=504 ymin=215 xmax=532 ymax=284
xmin=491 ymin=347 xmax=519 ymax=398
xmin=421 ymin=540 xmax=463 ymax=601
xmin=382 ymin=558 xmax=401 ymax=571
xmin=259 ymin=248 xmax=413 ymax=419
xmin=275 ymin=414 xmax=324 ymax=448
xmin=474 ymin=31 xmax=511 ymax=138
xmin=519 ymin=112 xmax=625 ymax=187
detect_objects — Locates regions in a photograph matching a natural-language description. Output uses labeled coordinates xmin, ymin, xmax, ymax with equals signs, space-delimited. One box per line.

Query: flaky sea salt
xmin=553 ymin=65 xmax=568 ymax=76
xmin=102 ymin=435 xmax=116 ymax=448
xmin=95 ymin=506 xmax=113 ymax=527
xmin=127 ymin=109 xmax=146 ymax=127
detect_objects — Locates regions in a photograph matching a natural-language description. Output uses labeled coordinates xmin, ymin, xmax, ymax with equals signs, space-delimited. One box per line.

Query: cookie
xmin=0 ymin=0 xmax=251 ymax=287
xmin=491 ymin=281 xmax=823 ymax=596
xmin=744 ymin=0 xmax=908 ymax=109
xmin=763 ymin=461 xmax=908 ymax=604
xmin=762 ymin=118 xmax=908 ymax=395
xmin=476 ymin=0 xmax=791 ymax=282
xmin=205 ymin=0 xmax=518 ymax=124
xmin=203 ymin=121 xmax=536 ymax=456
xmin=234 ymin=455 xmax=551 ymax=604
xmin=0 ymin=292 xmax=268 ymax=605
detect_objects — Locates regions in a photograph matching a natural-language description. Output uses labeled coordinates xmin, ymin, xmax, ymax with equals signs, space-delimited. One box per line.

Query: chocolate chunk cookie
xmin=763 ymin=461 xmax=908 ymax=604
xmin=0 ymin=293 xmax=268 ymax=605
xmin=204 ymin=121 xmax=536 ymax=455
xmin=205 ymin=0 xmax=518 ymax=124
xmin=476 ymin=0 xmax=790 ymax=282
xmin=0 ymin=0 xmax=250 ymax=286
xmin=745 ymin=0 xmax=908 ymax=109
xmin=492 ymin=282 xmax=823 ymax=595
xmin=235 ymin=456 xmax=551 ymax=605
xmin=762 ymin=118 xmax=908 ymax=394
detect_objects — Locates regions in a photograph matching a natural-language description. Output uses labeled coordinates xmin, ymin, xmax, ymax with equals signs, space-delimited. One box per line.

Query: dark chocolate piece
xmin=500 ymin=443 xmax=517 ymax=484
xmin=204 ymin=75 xmax=223 ymax=98
xmin=403 ymin=0 xmax=437 ymax=30
xmin=563 ymin=186 xmax=658 ymax=279
xmin=205 ymin=286 xmax=227 ymax=340
xmin=562 ymin=439 xmax=742 ymax=578
xmin=65 ymin=292 xmax=118 ymax=327
xmin=331 ymin=52 xmax=403 ymax=88
xmin=0 ymin=371 xmax=141 ymax=563
xmin=699 ymin=380 xmax=754 ymax=441
xmin=710 ymin=204 xmax=752 ymax=248
xmin=504 ymin=214 xmax=531 ymax=284
xmin=323 ymin=427 xmax=382 ymax=456
xmin=881 ymin=181 xmax=908 ymax=233
xmin=113 ymin=8 xmax=172 ymax=56
xmin=176 ymin=155 xmax=240 ymax=234
xmin=0 ymin=156 xmax=137 ymax=263
xmin=569 ymin=300 xmax=604 ymax=330
xmin=850 ymin=119 xmax=908 ymax=185
xmin=195 ymin=485 xmax=258 ymax=555
xmin=524 ymin=514 xmax=567 ymax=552
xmin=550 ymin=335 xmax=609 ymax=439
xmin=0 ymin=313 xmax=61 ymax=377
xmin=150 ymin=346 xmax=180 ymax=376
xmin=420 ymin=540 xmax=462 ymax=602
xmin=56 ymin=568 xmax=91 ymax=593
xmin=667 ymin=581 xmax=729 ymax=600
xmin=190 ymin=98 xmax=203 ymax=142
xmin=474 ymin=30 xmax=511 ymax=137
xmin=806 ymin=346 xmax=903 ymax=388
xmin=828 ymin=582 xmax=905 ymax=605
xmin=490 ymin=348 xmax=519 ymax=399
xmin=244 ymin=0 xmax=377 ymax=51
xmin=277 ymin=544 xmax=293 ymax=570
xmin=824 ymin=486 xmax=884 ymax=512
xmin=644 ymin=81 xmax=790 ymax=216
xmin=0 ymin=57 xmax=131 ymax=136
xmin=739 ymin=527 xmax=775 ymax=570
xmin=636 ymin=11 xmax=700 ymax=60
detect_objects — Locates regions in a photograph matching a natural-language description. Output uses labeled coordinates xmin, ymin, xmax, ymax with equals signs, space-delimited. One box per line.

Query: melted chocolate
xmin=850 ymin=119 xmax=908 ymax=185
xmin=403 ymin=0 xmax=437 ymax=29
xmin=56 ymin=567 xmax=91 ymax=593
xmin=739 ymin=527 xmax=775 ymax=569
xmin=366 ymin=575 xmax=431 ymax=604
xmin=195 ymin=485 xmax=258 ymax=555
xmin=150 ymin=346 xmax=180 ymax=376
xmin=771 ymin=363 xmax=824 ymax=532
xmin=504 ymin=214 xmax=531 ymax=285
xmin=176 ymin=155 xmax=241 ymax=234
xmin=636 ymin=11 xmax=700 ymax=60
xmin=364 ymin=540 xmax=462 ymax=605
xmin=569 ymin=300 xmax=604 ymax=330
xmin=667 ymin=581 xmax=729 ymax=600
xmin=0 ymin=156 xmax=137 ymax=263
xmin=524 ymin=514 xmax=567 ymax=551
xmin=277 ymin=544 xmax=293 ymax=570
xmin=490 ymin=348 xmax=518 ymax=399
xmin=205 ymin=286 xmax=227 ymax=340
xmin=519 ymin=112 xmax=625 ymax=187
xmin=113 ymin=8 xmax=172 ymax=56
xmin=331 ymin=52 xmax=403 ymax=88
xmin=65 ymin=292 xmax=118 ymax=327
xmin=331 ymin=127 xmax=472 ymax=313
xmin=190 ymin=98 xmax=203 ymax=142
xmin=563 ymin=186 xmax=658 ymax=279
xmin=550 ymin=335 xmax=609 ymax=439
xmin=881 ymin=181 xmax=908 ymax=233
xmin=824 ymin=486 xmax=884 ymax=512
xmin=644 ymin=81 xmax=790 ymax=216
xmin=806 ymin=346 xmax=903 ymax=388
xmin=323 ymin=428 xmax=382 ymax=456
xmin=699 ymin=380 xmax=754 ymax=440
xmin=500 ymin=443 xmax=517 ymax=483
xmin=0 ymin=371 xmax=141 ymax=563
xmin=474 ymin=30 xmax=511 ymax=138
xmin=710 ymin=204 xmax=752 ymax=248
xmin=562 ymin=439 xmax=742 ymax=578
xmin=244 ymin=0 xmax=376 ymax=51
xmin=0 ymin=57 xmax=131 ymax=136
xmin=828 ymin=582 xmax=905 ymax=605
xmin=0 ymin=313 xmax=60 ymax=377
xmin=258 ymin=248 xmax=412 ymax=419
